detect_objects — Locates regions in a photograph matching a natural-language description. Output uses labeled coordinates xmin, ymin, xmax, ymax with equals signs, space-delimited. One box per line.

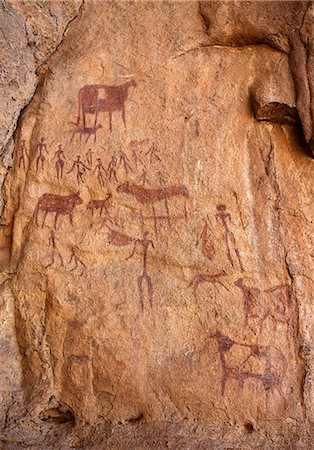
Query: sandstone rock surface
xmin=0 ymin=1 xmax=313 ymax=449
xmin=0 ymin=0 xmax=82 ymax=159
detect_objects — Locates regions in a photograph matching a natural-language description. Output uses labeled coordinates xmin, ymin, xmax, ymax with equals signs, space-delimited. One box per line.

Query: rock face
xmin=0 ymin=0 xmax=82 ymax=159
xmin=0 ymin=1 xmax=313 ymax=449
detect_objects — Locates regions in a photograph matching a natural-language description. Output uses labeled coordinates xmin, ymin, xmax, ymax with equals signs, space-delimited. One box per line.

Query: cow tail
xmin=77 ymin=88 xmax=81 ymax=125
xmin=33 ymin=202 xmax=39 ymax=226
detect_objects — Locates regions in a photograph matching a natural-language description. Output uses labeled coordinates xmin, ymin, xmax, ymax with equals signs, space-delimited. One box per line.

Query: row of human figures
xmin=16 ymin=137 xmax=163 ymax=189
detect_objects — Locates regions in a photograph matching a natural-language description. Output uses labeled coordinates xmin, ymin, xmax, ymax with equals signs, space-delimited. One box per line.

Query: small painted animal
xmin=86 ymin=193 xmax=112 ymax=216
xmin=33 ymin=193 xmax=83 ymax=228
xmin=189 ymin=271 xmax=228 ymax=295
xmin=69 ymin=123 xmax=103 ymax=143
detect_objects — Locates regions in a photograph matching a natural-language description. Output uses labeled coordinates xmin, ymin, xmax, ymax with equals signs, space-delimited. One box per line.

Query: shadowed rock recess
xmin=0 ymin=1 xmax=313 ymax=449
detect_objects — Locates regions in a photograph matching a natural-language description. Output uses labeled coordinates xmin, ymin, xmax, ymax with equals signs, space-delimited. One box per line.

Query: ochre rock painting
xmin=0 ymin=1 xmax=313 ymax=449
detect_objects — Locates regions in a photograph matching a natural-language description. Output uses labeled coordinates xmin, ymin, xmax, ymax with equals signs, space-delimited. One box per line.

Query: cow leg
xmin=137 ymin=274 xmax=145 ymax=310
xmin=184 ymin=200 xmax=188 ymax=220
xmin=164 ymin=198 xmax=171 ymax=226
xmin=122 ymin=105 xmax=126 ymax=128
xmin=58 ymin=251 xmax=64 ymax=267
xmin=93 ymin=108 xmax=98 ymax=128
xmin=42 ymin=210 xmax=49 ymax=228
xmin=69 ymin=213 xmax=74 ymax=226
xmin=109 ymin=112 xmax=112 ymax=132
xmin=34 ymin=208 xmax=39 ymax=226
xmin=221 ymin=368 xmax=227 ymax=396
xmin=54 ymin=213 xmax=59 ymax=229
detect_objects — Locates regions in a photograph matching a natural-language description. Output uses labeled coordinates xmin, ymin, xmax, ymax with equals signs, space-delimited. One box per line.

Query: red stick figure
xmin=200 ymin=215 xmax=215 ymax=261
xmin=93 ymin=158 xmax=106 ymax=188
xmin=45 ymin=230 xmax=64 ymax=268
xmin=107 ymin=155 xmax=119 ymax=183
xmin=17 ymin=139 xmax=29 ymax=170
xmin=35 ymin=137 xmax=48 ymax=173
xmin=52 ymin=144 xmax=66 ymax=179
xmin=68 ymin=246 xmax=86 ymax=275
xmin=67 ymin=155 xmax=90 ymax=185
xmin=107 ymin=228 xmax=154 ymax=309
xmin=216 ymin=204 xmax=244 ymax=271
xmin=118 ymin=151 xmax=132 ymax=174
xmin=128 ymin=139 xmax=149 ymax=169
xmin=86 ymin=148 xmax=94 ymax=167
xmin=126 ymin=231 xmax=154 ymax=309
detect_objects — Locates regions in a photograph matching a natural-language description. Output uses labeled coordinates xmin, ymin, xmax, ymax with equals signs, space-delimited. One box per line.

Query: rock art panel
xmin=0 ymin=1 xmax=313 ymax=448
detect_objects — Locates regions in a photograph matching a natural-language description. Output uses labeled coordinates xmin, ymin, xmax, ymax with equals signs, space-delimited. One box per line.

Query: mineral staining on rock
xmin=0 ymin=1 xmax=313 ymax=448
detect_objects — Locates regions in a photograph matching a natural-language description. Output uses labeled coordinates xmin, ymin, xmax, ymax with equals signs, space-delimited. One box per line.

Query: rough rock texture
xmin=199 ymin=0 xmax=314 ymax=152
xmin=0 ymin=0 xmax=82 ymax=158
xmin=0 ymin=1 xmax=313 ymax=449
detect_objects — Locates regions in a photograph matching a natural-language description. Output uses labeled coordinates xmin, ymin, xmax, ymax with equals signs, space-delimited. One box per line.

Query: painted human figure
xmin=118 ymin=151 xmax=132 ymax=174
xmin=126 ymin=231 xmax=154 ymax=309
xmin=93 ymin=158 xmax=106 ymax=188
xmin=69 ymin=246 xmax=86 ymax=275
xmin=215 ymin=204 xmax=244 ymax=271
xmin=86 ymin=148 xmax=94 ymax=167
xmin=35 ymin=137 xmax=48 ymax=173
xmin=200 ymin=215 xmax=215 ymax=261
xmin=52 ymin=144 xmax=66 ymax=179
xmin=17 ymin=139 xmax=29 ymax=170
xmin=45 ymin=230 xmax=64 ymax=268
xmin=67 ymin=155 xmax=90 ymax=185
xmin=107 ymin=155 xmax=119 ymax=183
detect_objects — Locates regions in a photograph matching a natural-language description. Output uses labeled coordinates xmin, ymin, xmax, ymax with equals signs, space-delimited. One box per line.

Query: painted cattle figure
xmin=77 ymin=80 xmax=136 ymax=131
xmin=33 ymin=193 xmax=83 ymax=228
xmin=86 ymin=193 xmax=112 ymax=216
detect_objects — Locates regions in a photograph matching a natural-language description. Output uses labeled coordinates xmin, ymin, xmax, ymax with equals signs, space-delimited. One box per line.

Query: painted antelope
xmin=69 ymin=123 xmax=103 ymax=143
xmin=33 ymin=193 xmax=83 ymax=228
xmin=86 ymin=193 xmax=112 ymax=216
xmin=77 ymin=80 xmax=136 ymax=131
xmin=116 ymin=181 xmax=189 ymax=234
xmin=189 ymin=271 xmax=228 ymax=295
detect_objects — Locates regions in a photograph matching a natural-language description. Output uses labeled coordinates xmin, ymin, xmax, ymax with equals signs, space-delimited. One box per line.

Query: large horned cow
xmin=76 ymin=80 xmax=136 ymax=132
xmin=33 ymin=193 xmax=83 ymax=228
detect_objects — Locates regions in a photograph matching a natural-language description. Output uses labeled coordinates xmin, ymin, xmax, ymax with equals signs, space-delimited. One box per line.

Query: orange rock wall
xmin=0 ymin=1 xmax=313 ymax=448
